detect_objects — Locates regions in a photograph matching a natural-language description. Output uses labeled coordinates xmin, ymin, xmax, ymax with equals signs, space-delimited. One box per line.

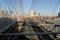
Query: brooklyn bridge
xmin=0 ymin=0 xmax=60 ymax=40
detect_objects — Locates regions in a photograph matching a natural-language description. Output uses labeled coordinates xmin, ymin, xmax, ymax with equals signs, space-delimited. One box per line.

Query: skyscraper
xmin=58 ymin=13 xmax=60 ymax=17
xmin=0 ymin=10 xmax=4 ymax=18
xmin=29 ymin=10 xmax=33 ymax=17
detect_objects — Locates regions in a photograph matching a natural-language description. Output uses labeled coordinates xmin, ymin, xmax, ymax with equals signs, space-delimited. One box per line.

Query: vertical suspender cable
xmin=52 ymin=0 xmax=59 ymax=16
xmin=46 ymin=0 xmax=53 ymax=16
xmin=30 ymin=0 xmax=34 ymax=11
xmin=20 ymin=0 xmax=24 ymax=15
xmin=44 ymin=0 xmax=49 ymax=16
xmin=11 ymin=0 xmax=17 ymax=13
xmin=0 ymin=2 xmax=2 ymax=10
xmin=6 ymin=0 xmax=11 ymax=18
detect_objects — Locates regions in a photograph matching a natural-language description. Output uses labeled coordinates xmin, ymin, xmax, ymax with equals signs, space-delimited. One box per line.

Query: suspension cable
xmin=52 ymin=0 xmax=59 ymax=16
xmin=46 ymin=0 xmax=53 ymax=16
xmin=0 ymin=1 xmax=2 ymax=10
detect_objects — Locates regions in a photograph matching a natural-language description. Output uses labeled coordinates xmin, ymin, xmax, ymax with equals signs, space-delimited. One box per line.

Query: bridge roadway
xmin=23 ymin=24 xmax=39 ymax=40
xmin=17 ymin=18 xmax=60 ymax=40
xmin=46 ymin=20 xmax=60 ymax=27
xmin=0 ymin=18 xmax=60 ymax=40
xmin=0 ymin=18 xmax=17 ymax=33
xmin=18 ymin=20 xmax=53 ymax=40
xmin=31 ymin=23 xmax=53 ymax=40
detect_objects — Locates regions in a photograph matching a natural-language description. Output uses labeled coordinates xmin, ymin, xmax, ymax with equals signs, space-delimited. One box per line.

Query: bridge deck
xmin=0 ymin=18 xmax=17 ymax=33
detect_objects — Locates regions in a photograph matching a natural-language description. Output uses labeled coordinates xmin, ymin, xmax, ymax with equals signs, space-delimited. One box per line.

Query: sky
xmin=31 ymin=0 xmax=60 ymax=16
xmin=23 ymin=0 xmax=32 ymax=12
xmin=0 ymin=0 xmax=60 ymax=16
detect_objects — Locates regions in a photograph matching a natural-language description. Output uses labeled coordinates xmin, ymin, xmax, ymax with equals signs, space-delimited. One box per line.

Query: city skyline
xmin=0 ymin=0 xmax=60 ymax=16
